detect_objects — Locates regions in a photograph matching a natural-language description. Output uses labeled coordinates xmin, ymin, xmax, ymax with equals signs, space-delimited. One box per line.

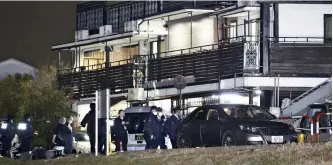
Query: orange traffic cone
xmin=120 ymin=141 xmax=124 ymax=152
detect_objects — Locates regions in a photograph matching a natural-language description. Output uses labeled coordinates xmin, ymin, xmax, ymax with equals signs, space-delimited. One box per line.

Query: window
xmin=189 ymin=108 xmax=206 ymax=120
xmin=222 ymin=106 xmax=275 ymax=120
xmin=206 ymin=109 xmax=220 ymax=121
xmin=229 ymin=21 xmax=237 ymax=39
xmin=324 ymin=14 xmax=332 ymax=43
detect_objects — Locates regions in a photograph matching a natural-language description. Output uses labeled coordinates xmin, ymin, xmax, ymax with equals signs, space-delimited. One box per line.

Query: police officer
xmin=81 ymin=102 xmax=97 ymax=153
xmin=113 ymin=110 xmax=128 ymax=152
xmin=158 ymin=114 xmax=167 ymax=149
xmin=167 ymin=108 xmax=181 ymax=149
xmin=0 ymin=115 xmax=16 ymax=156
xmin=16 ymin=114 xmax=33 ymax=153
xmin=144 ymin=106 xmax=161 ymax=150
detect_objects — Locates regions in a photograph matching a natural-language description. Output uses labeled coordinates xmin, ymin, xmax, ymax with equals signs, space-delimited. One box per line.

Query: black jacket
xmin=1 ymin=121 xmax=16 ymax=141
xmin=113 ymin=117 xmax=128 ymax=138
xmin=81 ymin=110 xmax=96 ymax=137
xmin=166 ymin=115 xmax=180 ymax=140
xmin=16 ymin=120 xmax=33 ymax=139
xmin=144 ymin=114 xmax=160 ymax=139
xmin=53 ymin=124 xmax=71 ymax=146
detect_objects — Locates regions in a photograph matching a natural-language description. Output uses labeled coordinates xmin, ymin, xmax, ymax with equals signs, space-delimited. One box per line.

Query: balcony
xmin=268 ymin=37 xmax=332 ymax=77
xmin=57 ymin=36 xmax=261 ymax=99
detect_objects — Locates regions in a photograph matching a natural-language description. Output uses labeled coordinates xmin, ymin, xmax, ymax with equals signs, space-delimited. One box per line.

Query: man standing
xmin=113 ymin=110 xmax=128 ymax=152
xmin=81 ymin=102 xmax=97 ymax=153
xmin=16 ymin=114 xmax=33 ymax=153
xmin=144 ymin=106 xmax=161 ymax=150
xmin=167 ymin=108 xmax=181 ymax=149
xmin=66 ymin=116 xmax=74 ymax=154
xmin=158 ymin=114 xmax=167 ymax=149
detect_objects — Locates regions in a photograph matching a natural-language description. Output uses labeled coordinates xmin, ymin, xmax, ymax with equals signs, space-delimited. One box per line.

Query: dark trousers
xmin=89 ymin=135 xmax=96 ymax=153
xmin=115 ymin=135 xmax=128 ymax=152
xmin=158 ymin=133 xmax=166 ymax=149
xmin=20 ymin=138 xmax=32 ymax=153
xmin=170 ymin=138 xmax=177 ymax=149
xmin=65 ymin=137 xmax=73 ymax=155
xmin=2 ymin=139 xmax=11 ymax=156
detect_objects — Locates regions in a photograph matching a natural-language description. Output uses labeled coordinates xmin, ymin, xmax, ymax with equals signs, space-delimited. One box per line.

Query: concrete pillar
xmin=261 ymin=3 xmax=270 ymax=76
xmin=249 ymin=90 xmax=254 ymax=105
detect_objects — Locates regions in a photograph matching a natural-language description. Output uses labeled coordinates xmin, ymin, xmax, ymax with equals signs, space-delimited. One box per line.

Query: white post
xmin=95 ymin=90 xmax=99 ymax=156
xmin=106 ymin=88 xmax=110 ymax=155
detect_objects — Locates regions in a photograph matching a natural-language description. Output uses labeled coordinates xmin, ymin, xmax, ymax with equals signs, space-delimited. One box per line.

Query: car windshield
xmin=223 ymin=106 xmax=276 ymax=120
xmin=74 ymin=132 xmax=89 ymax=141
xmin=124 ymin=113 xmax=150 ymax=134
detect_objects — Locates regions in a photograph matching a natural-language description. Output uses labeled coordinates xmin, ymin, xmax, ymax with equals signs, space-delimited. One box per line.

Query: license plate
xmin=271 ymin=136 xmax=284 ymax=143
xmin=135 ymin=134 xmax=144 ymax=141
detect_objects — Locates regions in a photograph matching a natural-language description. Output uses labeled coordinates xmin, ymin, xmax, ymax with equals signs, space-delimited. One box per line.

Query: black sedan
xmin=176 ymin=104 xmax=296 ymax=148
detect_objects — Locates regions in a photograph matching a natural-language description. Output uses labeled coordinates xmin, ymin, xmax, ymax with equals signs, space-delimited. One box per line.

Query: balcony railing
xmin=268 ymin=37 xmax=332 ymax=77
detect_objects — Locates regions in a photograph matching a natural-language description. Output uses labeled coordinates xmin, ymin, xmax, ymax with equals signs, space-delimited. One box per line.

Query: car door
xmin=201 ymin=106 xmax=224 ymax=147
xmin=180 ymin=107 xmax=206 ymax=147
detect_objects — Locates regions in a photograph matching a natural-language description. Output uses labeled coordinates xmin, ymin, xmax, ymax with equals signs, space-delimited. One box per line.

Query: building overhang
xmin=145 ymin=77 xmax=329 ymax=99
xmin=144 ymin=8 xmax=216 ymax=21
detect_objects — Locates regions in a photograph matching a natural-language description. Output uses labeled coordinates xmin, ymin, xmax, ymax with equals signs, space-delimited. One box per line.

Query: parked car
xmin=176 ymin=104 xmax=296 ymax=148
xmin=72 ymin=131 xmax=115 ymax=154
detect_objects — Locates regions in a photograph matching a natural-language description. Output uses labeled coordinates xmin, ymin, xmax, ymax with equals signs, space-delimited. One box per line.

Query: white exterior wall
xmin=167 ymin=15 xmax=216 ymax=52
xmin=279 ymin=4 xmax=332 ymax=38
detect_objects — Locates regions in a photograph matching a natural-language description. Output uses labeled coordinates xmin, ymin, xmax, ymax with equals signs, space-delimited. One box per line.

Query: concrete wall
xmin=279 ymin=4 xmax=332 ymax=38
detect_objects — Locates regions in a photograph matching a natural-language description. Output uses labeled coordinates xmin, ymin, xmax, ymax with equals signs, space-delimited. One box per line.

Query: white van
xmin=124 ymin=106 xmax=172 ymax=151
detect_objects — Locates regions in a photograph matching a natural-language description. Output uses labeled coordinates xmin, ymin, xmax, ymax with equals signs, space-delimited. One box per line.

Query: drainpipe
xmin=190 ymin=12 xmax=193 ymax=49
xmin=277 ymin=74 xmax=280 ymax=107
xmin=58 ymin=51 xmax=61 ymax=70
xmin=273 ymin=76 xmax=276 ymax=107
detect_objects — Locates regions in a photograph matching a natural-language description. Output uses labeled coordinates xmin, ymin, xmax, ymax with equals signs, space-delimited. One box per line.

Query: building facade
xmin=52 ymin=1 xmax=332 ymax=117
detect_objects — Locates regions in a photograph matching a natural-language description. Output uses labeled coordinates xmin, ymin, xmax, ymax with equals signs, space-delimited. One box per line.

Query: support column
xmin=273 ymin=3 xmax=279 ymax=42
xmin=190 ymin=12 xmax=193 ymax=48
xmin=58 ymin=51 xmax=61 ymax=70
xmin=249 ymin=90 xmax=254 ymax=105
xmin=260 ymin=3 xmax=270 ymax=76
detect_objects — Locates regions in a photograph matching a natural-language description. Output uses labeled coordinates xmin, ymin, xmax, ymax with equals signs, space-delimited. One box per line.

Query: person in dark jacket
xmin=16 ymin=114 xmax=34 ymax=153
xmin=81 ymin=102 xmax=97 ymax=153
xmin=65 ymin=116 xmax=74 ymax=154
xmin=158 ymin=114 xmax=167 ymax=149
xmin=113 ymin=110 xmax=128 ymax=152
xmin=144 ymin=106 xmax=161 ymax=150
xmin=52 ymin=117 xmax=72 ymax=155
xmin=167 ymin=108 xmax=181 ymax=149
xmin=0 ymin=115 xmax=16 ymax=157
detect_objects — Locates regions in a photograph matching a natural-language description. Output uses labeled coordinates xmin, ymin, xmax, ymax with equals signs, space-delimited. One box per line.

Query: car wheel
xmin=72 ymin=149 xmax=77 ymax=154
xmin=221 ymin=131 xmax=238 ymax=147
xmin=177 ymin=134 xmax=191 ymax=148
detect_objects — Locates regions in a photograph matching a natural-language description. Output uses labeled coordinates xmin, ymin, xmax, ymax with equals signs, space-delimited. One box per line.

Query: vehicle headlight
xmin=1 ymin=123 xmax=7 ymax=129
xmin=239 ymin=124 xmax=257 ymax=133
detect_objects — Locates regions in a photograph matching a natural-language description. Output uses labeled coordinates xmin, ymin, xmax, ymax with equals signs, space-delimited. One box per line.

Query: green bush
xmin=0 ymin=65 xmax=75 ymax=148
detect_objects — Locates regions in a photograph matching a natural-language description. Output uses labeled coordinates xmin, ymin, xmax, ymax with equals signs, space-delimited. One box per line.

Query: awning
xmin=125 ymin=106 xmax=152 ymax=113
xmin=52 ymin=31 xmax=136 ymax=51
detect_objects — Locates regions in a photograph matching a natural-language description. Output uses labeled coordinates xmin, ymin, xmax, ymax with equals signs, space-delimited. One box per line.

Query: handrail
xmin=315 ymin=112 xmax=332 ymax=142
xmin=283 ymin=78 xmax=332 ymax=109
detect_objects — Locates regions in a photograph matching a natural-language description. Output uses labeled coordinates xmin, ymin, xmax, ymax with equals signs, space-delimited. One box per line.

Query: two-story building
xmin=52 ymin=1 xmax=332 ymax=118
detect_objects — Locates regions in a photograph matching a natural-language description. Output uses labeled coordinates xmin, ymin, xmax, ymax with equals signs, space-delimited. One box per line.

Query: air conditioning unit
xmin=127 ymin=88 xmax=145 ymax=101
xmin=75 ymin=30 xmax=89 ymax=41
xmin=99 ymin=25 xmax=112 ymax=36
xmin=124 ymin=20 xmax=138 ymax=32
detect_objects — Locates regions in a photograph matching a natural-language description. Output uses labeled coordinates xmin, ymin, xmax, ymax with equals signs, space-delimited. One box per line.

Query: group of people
xmin=143 ymin=106 xmax=182 ymax=150
xmin=0 ymin=114 xmax=33 ymax=158
xmin=81 ymin=103 xmax=183 ymax=153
